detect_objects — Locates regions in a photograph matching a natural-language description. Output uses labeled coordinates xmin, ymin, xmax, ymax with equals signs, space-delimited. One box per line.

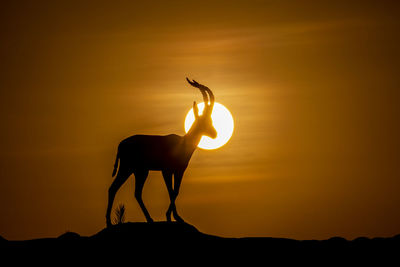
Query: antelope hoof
xmin=173 ymin=214 xmax=184 ymax=223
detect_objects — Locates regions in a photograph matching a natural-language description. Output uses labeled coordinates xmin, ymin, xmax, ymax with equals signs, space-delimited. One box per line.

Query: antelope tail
xmin=112 ymin=149 xmax=120 ymax=177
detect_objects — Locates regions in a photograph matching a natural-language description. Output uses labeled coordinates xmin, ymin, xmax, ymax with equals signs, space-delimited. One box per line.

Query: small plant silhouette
xmin=113 ymin=204 xmax=126 ymax=225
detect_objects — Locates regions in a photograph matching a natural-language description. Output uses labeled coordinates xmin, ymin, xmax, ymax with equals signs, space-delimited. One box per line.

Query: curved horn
xmin=186 ymin=77 xmax=208 ymax=105
xmin=192 ymin=79 xmax=214 ymax=113
xmin=204 ymin=86 xmax=214 ymax=110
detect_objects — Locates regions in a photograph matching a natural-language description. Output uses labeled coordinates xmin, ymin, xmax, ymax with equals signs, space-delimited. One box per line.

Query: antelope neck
xmin=183 ymin=125 xmax=203 ymax=150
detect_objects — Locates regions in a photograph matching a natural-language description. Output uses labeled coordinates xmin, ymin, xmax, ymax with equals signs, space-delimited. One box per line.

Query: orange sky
xmin=1 ymin=1 xmax=399 ymax=240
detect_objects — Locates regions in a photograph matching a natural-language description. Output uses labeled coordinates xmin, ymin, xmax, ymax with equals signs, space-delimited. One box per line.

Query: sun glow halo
xmin=184 ymin=102 xmax=234 ymax=150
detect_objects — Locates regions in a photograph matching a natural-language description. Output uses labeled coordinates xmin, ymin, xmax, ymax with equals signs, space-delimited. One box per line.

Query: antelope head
xmin=186 ymin=77 xmax=217 ymax=139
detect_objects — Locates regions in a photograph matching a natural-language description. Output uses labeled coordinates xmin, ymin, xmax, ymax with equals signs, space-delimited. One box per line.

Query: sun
xmin=184 ymin=102 xmax=234 ymax=150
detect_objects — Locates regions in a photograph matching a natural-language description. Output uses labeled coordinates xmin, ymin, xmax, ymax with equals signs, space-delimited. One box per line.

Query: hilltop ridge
xmin=1 ymin=221 xmax=399 ymax=262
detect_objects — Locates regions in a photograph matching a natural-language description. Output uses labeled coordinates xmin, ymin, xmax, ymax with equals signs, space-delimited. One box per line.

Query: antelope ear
xmin=193 ymin=101 xmax=199 ymax=119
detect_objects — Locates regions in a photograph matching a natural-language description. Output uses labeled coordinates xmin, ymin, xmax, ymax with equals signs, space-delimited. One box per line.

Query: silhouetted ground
xmin=1 ymin=222 xmax=399 ymax=263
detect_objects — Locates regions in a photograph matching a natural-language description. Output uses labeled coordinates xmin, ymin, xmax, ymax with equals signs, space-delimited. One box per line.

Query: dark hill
xmin=1 ymin=222 xmax=399 ymax=262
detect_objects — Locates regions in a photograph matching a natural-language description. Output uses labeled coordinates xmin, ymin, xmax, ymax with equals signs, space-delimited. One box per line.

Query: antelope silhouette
xmin=106 ymin=78 xmax=217 ymax=227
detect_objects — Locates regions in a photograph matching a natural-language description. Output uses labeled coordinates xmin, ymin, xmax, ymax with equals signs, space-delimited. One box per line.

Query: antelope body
xmin=106 ymin=78 xmax=216 ymax=227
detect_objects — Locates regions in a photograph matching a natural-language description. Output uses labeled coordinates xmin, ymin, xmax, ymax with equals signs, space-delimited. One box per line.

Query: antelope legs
xmin=162 ymin=170 xmax=184 ymax=222
xmin=134 ymin=170 xmax=153 ymax=223
xmin=108 ymin=168 xmax=184 ymax=226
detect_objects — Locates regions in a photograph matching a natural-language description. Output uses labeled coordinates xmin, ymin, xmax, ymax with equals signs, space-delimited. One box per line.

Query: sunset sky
xmin=1 ymin=1 xmax=399 ymax=240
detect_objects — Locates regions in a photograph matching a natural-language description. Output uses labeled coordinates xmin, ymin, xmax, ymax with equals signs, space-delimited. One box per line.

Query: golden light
xmin=184 ymin=102 xmax=234 ymax=150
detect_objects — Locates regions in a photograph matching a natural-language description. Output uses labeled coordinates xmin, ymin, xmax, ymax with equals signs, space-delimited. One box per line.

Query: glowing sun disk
xmin=184 ymin=102 xmax=234 ymax=150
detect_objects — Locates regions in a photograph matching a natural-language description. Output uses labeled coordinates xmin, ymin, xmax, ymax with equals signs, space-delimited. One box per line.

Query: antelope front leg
xmin=171 ymin=171 xmax=184 ymax=223
xmin=162 ymin=170 xmax=174 ymax=222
